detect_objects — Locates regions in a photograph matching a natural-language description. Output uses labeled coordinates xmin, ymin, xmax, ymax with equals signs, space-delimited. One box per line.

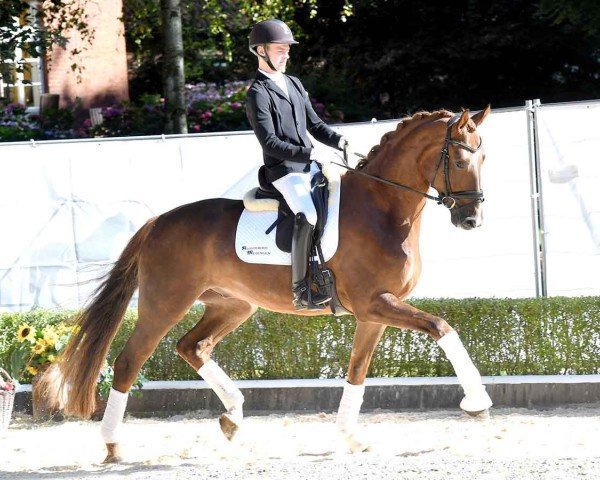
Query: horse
xmin=38 ymin=106 xmax=492 ymax=462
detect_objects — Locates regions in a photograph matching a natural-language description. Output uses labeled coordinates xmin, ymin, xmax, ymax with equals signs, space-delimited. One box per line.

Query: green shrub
xmin=1 ymin=297 xmax=598 ymax=383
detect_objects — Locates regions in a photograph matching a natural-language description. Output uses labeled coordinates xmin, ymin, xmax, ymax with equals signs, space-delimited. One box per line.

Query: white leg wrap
xmin=438 ymin=330 xmax=493 ymax=411
xmin=198 ymin=360 xmax=244 ymax=422
xmin=336 ymin=382 xmax=365 ymax=435
xmin=101 ymin=388 xmax=129 ymax=444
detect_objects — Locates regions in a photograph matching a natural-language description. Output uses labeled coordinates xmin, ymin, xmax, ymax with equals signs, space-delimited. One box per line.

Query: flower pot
xmin=0 ymin=367 xmax=16 ymax=430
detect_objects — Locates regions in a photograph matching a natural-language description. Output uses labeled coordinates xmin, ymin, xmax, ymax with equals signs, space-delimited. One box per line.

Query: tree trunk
xmin=161 ymin=0 xmax=187 ymax=134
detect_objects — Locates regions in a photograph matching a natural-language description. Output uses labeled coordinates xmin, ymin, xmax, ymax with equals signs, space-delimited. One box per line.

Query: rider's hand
xmin=338 ymin=137 xmax=351 ymax=153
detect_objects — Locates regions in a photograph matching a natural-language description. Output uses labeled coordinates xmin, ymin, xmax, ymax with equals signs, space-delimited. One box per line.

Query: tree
xmin=539 ymin=0 xmax=600 ymax=37
xmin=161 ymin=0 xmax=187 ymax=134
xmin=0 ymin=1 xmax=94 ymax=88
xmin=294 ymin=0 xmax=600 ymax=120
xmin=123 ymin=0 xmax=320 ymax=94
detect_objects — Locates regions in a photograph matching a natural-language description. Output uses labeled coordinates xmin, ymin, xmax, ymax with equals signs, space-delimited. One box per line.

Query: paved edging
xmin=14 ymin=375 xmax=600 ymax=416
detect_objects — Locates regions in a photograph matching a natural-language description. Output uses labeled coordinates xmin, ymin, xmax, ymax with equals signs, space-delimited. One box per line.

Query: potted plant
xmin=7 ymin=322 xmax=144 ymax=419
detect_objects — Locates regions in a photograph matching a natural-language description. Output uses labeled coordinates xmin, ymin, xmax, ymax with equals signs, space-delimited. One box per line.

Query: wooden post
xmin=39 ymin=93 xmax=60 ymax=116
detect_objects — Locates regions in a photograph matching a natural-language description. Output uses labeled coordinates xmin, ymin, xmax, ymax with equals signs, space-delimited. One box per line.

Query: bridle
xmin=334 ymin=113 xmax=484 ymax=210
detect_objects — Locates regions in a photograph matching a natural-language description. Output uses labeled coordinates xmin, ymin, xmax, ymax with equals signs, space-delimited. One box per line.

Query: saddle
xmin=255 ymin=165 xmax=329 ymax=253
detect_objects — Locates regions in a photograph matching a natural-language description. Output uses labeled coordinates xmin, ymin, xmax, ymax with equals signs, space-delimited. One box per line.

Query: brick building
xmin=1 ymin=0 xmax=129 ymax=112
xmin=47 ymin=0 xmax=129 ymax=110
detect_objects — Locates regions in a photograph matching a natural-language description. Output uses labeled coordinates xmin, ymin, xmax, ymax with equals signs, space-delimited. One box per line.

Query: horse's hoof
xmin=459 ymin=389 xmax=493 ymax=413
xmin=102 ymin=443 xmax=123 ymax=464
xmin=464 ymin=408 xmax=491 ymax=420
xmin=343 ymin=433 xmax=371 ymax=453
xmin=219 ymin=413 xmax=240 ymax=441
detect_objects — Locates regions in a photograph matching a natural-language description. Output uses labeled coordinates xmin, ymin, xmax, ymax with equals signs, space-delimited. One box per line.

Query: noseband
xmin=337 ymin=113 xmax=484 ymax=210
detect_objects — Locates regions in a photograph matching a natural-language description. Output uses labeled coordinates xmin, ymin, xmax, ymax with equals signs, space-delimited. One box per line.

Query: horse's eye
xmin=455 ymin=160 xmax=468 ymax=169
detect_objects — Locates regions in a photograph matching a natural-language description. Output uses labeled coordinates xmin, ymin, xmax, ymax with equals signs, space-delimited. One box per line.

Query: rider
xmin=246 ymin=19 xmax=351 ymax=311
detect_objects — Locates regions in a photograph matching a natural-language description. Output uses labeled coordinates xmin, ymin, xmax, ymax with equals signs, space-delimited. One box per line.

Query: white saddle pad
xmin=235 ymin=166 xmax=341 ymax=265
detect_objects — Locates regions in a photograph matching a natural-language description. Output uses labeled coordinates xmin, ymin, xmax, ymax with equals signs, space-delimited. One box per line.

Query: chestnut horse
xmin=39 ymin=106 xmax=492 ymax=462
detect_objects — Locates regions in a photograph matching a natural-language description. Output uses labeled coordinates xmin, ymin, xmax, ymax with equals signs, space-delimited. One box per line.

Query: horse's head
xmin=429 ymin=106 xmax=491 ymax=230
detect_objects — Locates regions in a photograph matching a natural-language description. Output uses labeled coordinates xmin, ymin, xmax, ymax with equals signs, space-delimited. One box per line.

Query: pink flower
xmin=1 ymin=382 xmax=14 ymax=392
xmin=192 ymin=125 xmax=201 ymax=132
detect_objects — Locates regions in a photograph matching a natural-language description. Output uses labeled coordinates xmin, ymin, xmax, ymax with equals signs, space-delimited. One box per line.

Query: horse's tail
xmin=37 ymin=218 xmax=157 ymax=419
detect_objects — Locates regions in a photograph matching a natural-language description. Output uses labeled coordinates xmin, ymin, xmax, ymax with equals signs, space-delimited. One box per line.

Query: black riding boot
xmin=291 ymin=213 xmax=331 ymax=310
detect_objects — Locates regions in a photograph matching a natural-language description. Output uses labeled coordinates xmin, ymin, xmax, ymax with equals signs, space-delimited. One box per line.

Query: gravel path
xmin=1 ymin=405 xmax=599 ymax=479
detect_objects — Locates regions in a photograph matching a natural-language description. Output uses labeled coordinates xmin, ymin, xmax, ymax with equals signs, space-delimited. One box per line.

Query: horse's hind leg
xmin=337 ymin=321 xmax=386 ymax=453
xmin=102 ymin=286 xmax=203 ymax=463
xmin=176 ymin=290 xmax=257 ymax=441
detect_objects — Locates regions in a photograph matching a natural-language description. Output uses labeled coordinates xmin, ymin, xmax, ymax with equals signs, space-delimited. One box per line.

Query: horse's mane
xmin=356 ymin=109 xmax=454 ymax=170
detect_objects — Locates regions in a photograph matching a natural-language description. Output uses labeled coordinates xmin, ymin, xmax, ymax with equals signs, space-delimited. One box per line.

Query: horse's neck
xmin=358 ymin=144 xmax=430 ymax=222
xmin=341 ymin=173 xmax=427 ymax=234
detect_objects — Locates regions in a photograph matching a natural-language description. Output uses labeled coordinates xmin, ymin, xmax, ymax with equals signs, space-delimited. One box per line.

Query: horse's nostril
xmin=463 ymin=218 xmax=477 ymax=229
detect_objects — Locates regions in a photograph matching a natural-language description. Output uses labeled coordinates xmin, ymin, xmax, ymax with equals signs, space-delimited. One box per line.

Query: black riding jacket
xmin=246 ymin=70 xmax=343 ymax=186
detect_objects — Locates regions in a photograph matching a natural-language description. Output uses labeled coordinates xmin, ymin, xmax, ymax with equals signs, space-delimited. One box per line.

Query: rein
xmin=334 ymin=114 xmax=484 ymax=210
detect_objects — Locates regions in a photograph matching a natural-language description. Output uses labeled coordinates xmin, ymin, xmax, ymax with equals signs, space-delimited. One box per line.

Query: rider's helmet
xmin=249 ymin=19 xmax=298 ymax=59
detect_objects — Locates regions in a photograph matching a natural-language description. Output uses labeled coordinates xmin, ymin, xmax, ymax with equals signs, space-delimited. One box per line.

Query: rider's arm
xmin=246 ymin=86 xmax=311 ymax=163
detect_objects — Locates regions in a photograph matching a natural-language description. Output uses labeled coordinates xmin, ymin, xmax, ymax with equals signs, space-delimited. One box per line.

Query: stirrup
xmin=293 ymin=285 xmax=330 ymax=311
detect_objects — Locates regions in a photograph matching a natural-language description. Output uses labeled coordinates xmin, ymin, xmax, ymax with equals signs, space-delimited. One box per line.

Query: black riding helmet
xmin=249 ymin=19 xmax=298 ymax=71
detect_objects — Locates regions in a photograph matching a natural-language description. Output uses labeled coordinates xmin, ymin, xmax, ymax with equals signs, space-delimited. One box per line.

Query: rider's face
xmin=262 ymin=44 xmax=290 ymax=72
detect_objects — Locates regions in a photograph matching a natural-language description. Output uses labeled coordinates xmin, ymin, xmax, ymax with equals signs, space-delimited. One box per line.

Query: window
xmin=0 ymin=1 xmax=44 ymax=110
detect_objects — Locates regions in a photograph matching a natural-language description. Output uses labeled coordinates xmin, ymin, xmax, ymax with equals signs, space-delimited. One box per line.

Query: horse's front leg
xmin=337 ymin=321 xmax=386 ymax=453
xmin=176 ymin=291 xmax=257 ymax=441
xmin=359 ymin=292 xmax=492 ymax=414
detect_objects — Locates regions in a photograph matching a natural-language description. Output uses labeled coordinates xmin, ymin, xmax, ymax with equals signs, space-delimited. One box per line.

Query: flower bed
xmin=0 ymin=80 xmax=344 ymax=142
xmin=0 ymin=102 xmax=76 ymax=142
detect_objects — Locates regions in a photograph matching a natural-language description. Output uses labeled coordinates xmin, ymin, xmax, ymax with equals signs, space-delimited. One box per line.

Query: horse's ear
xmin=457 ymin=109 xmax=471 ymax=131
xmin=471 ymin=104 xmax=491 ymax=127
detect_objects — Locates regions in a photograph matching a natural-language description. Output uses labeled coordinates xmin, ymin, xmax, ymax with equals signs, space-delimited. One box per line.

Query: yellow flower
xmin=47 ymin=354 xmax=56 ymax=363
xmin=33 ymin=339 xmax=48 ymax=355
xmin=57 ymin=323 xmax=71 ymax=335
xmin=43 ymin=326 xmax=59 ymax=347
xmin=17 ymin=324 xmax=35 ymax=343
xmin=27 ymin=365 xmax=39 ymax=376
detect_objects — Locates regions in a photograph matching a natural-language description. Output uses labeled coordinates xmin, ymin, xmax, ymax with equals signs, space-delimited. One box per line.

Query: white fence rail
xmin=0 ymin=100 xmax=598 ymax=311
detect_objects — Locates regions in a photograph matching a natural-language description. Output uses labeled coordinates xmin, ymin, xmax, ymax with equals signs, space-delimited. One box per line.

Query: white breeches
xmin=271 ymin=162 xmax=321 ymax=226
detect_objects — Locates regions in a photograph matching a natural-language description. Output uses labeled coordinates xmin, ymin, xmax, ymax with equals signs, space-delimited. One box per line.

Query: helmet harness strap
xmin=255 ymin=44 xmax=278 ymax=72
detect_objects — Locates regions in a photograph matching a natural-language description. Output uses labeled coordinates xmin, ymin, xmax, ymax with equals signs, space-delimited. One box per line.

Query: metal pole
xmin=526 ymin=99 xmax=548 ymax=297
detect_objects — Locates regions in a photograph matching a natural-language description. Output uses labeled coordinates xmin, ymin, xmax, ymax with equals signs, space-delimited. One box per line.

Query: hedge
xmin=1 ymin=297 xmax=599 ymax=383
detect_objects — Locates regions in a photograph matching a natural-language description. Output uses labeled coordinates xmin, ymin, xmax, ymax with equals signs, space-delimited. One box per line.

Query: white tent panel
xmin=537 ymin=103 xmax=600 ymax=296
